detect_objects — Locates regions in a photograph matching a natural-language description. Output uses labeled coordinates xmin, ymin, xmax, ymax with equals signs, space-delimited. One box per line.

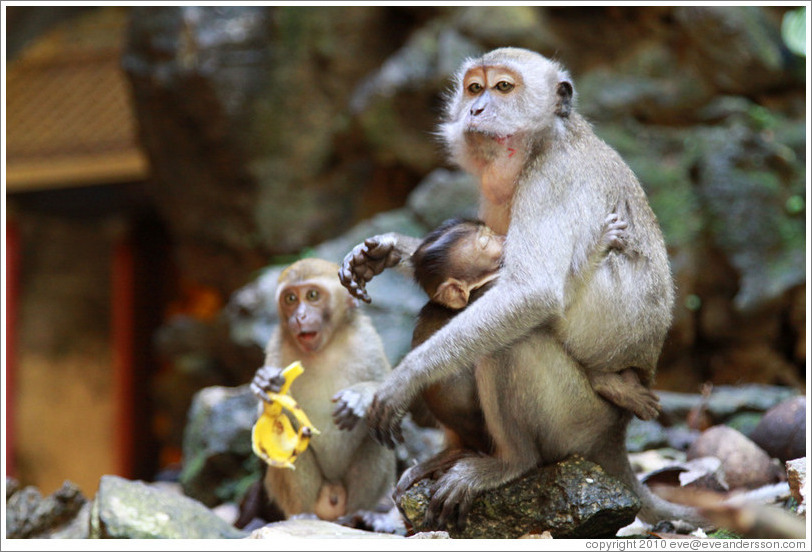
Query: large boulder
xmin=398 ymin=455 xmax=640 ymax=538
xmin=89 ymin=475 xmax=246 ymax=538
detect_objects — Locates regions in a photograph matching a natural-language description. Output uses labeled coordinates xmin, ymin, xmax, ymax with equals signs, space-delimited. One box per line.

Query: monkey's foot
xmin=423 ymin=454 xmax=536 ymax=531
xmin=597 ymin=384 xmax=661 ymax=421
xmin=424 ymin=460 xmax=481 ymax=531
xmin=625 ymin=387 xmax=662 ymax=421
xmin=394 ymin=448 xmax=473 ymax=498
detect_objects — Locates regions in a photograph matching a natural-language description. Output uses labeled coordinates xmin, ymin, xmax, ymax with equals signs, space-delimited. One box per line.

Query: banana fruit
xmin=251 ymin=361 xmax=320 ymax=470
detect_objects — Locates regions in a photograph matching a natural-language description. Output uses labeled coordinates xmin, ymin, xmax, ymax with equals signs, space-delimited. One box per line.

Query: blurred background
xmin=3 ymin=5 xmax=807 ymax=498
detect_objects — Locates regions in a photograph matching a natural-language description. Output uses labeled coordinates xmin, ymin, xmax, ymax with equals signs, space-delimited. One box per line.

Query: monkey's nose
xmin=470 ymin=106 xmax=485 ymax=116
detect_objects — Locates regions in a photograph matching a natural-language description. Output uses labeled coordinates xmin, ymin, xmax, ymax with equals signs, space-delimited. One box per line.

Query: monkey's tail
xmin=623 ymin=465 xmax=713 ymax=530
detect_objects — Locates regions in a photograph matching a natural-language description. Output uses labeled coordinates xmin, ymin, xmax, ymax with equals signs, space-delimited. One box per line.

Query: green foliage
xmin=781 ymin=7 xmax=806 ymax=56
xmin=708 ymin=528 xmax=743 ymax=539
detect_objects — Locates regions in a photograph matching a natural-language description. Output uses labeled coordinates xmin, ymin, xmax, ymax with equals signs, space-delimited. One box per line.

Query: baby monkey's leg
xmin=588 ymin=368 xmax=661 ymax=420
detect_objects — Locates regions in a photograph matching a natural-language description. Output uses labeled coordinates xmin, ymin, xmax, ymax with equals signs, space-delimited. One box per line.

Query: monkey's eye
xmin=467 ymin=82 xmax=483 ymax=94
xmin=478 ymin=234 xmax=490 ymax=249
xmin=305 ymin=289 xmax=320 ymax=302
xmin=494 ymin=81 xmax=514 ymax=93
xmin=284 ymin=293 xmax=297 ymax=305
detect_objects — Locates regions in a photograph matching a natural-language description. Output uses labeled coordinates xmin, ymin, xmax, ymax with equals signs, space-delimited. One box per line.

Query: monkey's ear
xmin=555 ymin=81 xmax=573 ymax=118
xmin=433 ymin=279 xmax=470 ymax=310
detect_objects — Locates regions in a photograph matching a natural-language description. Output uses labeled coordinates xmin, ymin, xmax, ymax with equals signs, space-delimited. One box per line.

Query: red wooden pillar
xmin=112 ymin=225 xmax=135 ymax=478
xmin=5 ymin=217 xmax=20 ymax=477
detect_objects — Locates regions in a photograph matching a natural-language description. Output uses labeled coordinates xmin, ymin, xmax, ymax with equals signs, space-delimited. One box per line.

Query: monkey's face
xmin=278 ymin=281 xmax=335 ymax=353
xmin=439 ymin=48 xmax=574 ymax=169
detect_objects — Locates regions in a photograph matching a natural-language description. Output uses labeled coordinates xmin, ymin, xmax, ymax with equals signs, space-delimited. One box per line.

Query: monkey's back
xmin=514 ymin=114 xmax=674 ymax=377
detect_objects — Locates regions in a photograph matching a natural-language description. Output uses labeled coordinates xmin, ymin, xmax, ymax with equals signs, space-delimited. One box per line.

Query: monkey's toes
xmin=632 ymin=393 xmax=662 ymax=421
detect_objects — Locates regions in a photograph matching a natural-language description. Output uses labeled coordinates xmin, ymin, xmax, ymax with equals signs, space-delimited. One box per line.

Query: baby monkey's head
xmin=412 ymin=218 xmax=504 ymax=310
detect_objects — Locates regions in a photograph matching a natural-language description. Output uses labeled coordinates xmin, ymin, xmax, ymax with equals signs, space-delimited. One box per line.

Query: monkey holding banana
xmin=250 ymin=258 xmax=395 ymax=521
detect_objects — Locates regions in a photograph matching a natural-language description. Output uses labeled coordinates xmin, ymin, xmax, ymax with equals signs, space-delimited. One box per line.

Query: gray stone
xmin=249 ymin=518 xmax=403 ymax=539
xmin=406 ymin=168 xmax=479 ymax=228
xmin=626 ymin=418 xmax=669 ymax=453
xmin=90 ymin=475 xmax=246 ymax=539
xmin=657 ymin=385 xmax=800 ymax=426
xmin=750 ymin=396 xmax=806 ymax=462
xmin=398 ymin=455 xmax=640 ymax=538
xmin=180 ymin=384 xmax=262 ymax=507
xmin=785 ymin=457 xmax=806 ymax=515
xmin=50 ymin=502 xmax=92 ymax=539
xmin=6 ymin=476 xmax=20 ymax=500
xmin=687 ymin=426 xmax=781 ymax=490
xmin=5 ymin=481 xmax=87 ymax=539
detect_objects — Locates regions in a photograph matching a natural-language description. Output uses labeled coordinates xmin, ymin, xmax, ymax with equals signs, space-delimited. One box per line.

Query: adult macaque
xmin=339 ymin=48 xmax=702 ymax=528
xmin=251 ymin=258 xmax=395 ymax=521
xmin=411 ymin=215 xmax=658 ymax=423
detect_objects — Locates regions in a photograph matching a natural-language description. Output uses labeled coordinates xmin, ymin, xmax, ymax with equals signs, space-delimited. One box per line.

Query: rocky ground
xmin=6 ymin=385 xmax=806 ymax=539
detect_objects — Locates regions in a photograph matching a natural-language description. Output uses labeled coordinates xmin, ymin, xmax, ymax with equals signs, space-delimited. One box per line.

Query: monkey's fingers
xmin=250 ymin=382 xmax=272 ymax=403
xmin=338 ymin=267 xmax=372 ymax=303
xmin=331 ymin=402 xmax=360 ymax=431
xmin=371 ymin=414 xmax=402 ymax=449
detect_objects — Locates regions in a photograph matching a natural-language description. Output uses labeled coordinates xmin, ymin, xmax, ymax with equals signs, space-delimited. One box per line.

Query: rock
xmin=123 ymin=7 xmax=419 ymax=291
xmin=408 ymin=530 xmax=451 ymax=539
xmin=5 ymin=480 xmax=88 ymax=539
xmin=248 ymin=518 xmax=403 ymax=539
xmin=691 ymin=113 xmax=806 ymax=312
xmin=785 ymin=458 xmax=807 ymax=515
xmin=180 ymin=384 xmax=261 ymax=507
xmin=749 ymin=396 xmax=806 ymax=462
xmin=50 ymin=502 xmax=92 ymax=539
xmin=673 ymin=6 xmax=800 ymax=95
xmin=90 ymin=475 xmax=246 ymax=538
xmin=6 ymin=476 xmax=20 ymax=500
xmin=687 ymin=425 xmax=780 ymax=490
xmin=453 ymin=5 xmax=558 ymax=53
xmin=626 ymin=418 xmax=669 ymax=452
xmin=724 ymin=411 xmax=764 ymax=437
xmin=398 ymin=455 xmax=640 ymax=538
xmin=406 ymin=168 xmax=479 ymax=228
xmin=657 ymin=385 xmax=800 ymax=426
xmin=642 ymin=456 xmax=729 ymax=492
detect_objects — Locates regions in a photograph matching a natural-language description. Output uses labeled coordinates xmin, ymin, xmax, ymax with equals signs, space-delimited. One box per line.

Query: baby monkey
xmin=412 ymin=215 xmax=661 ymax=421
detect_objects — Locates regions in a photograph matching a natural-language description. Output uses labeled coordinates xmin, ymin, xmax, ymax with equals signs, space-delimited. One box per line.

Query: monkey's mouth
xmin=297 ymin=331 xmax=320 ymax=349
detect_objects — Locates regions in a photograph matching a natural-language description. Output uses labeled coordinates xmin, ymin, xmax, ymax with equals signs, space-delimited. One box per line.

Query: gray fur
xmin=345 ymin=48 xmax=704 ymax=528
xmin=252 ymin=260 xmax=395 ymax=518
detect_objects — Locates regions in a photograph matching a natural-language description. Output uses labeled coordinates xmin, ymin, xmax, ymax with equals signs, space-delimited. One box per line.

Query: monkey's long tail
xmin=622 ymin=463 xmax=714 ymax=530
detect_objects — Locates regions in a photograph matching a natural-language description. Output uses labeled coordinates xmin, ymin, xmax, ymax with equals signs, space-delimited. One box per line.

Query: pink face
xmin=278 ymin=281 xmax=333 ymax=353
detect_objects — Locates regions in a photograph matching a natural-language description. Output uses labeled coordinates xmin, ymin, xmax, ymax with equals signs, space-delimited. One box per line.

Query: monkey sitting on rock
xmin=249 ymin=258 xmax=395 ymax=523
xmin=372 ymin=214 xmax=661 ymax=497
xmin=340 ymin=47 xmax=707 ymax=530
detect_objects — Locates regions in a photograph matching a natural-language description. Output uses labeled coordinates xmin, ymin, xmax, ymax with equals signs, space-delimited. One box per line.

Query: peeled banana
xmin=251 ymin=361 xmax=320 ymax=470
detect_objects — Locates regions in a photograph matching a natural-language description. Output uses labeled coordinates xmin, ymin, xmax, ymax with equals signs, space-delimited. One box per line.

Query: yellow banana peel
xmin=251 ymin=361 xmax=320 ymax=470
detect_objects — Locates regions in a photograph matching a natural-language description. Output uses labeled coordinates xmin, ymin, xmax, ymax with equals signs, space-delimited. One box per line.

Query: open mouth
xmin=297 ymin=332 xmax=319 ymax=348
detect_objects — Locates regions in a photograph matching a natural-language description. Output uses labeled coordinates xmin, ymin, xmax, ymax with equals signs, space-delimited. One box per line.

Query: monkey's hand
xmin=366 ymin=376 xmax=412 ymax=449
xmin=601 ymin=212 xmax=628 ymax=252
xmin=331 ymin=381 xmax=378 ymax=431
xmin=338 ymin=233 xmax=418 ymax=303
xmin=250 ymin=365 xmax=286 ymax=402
